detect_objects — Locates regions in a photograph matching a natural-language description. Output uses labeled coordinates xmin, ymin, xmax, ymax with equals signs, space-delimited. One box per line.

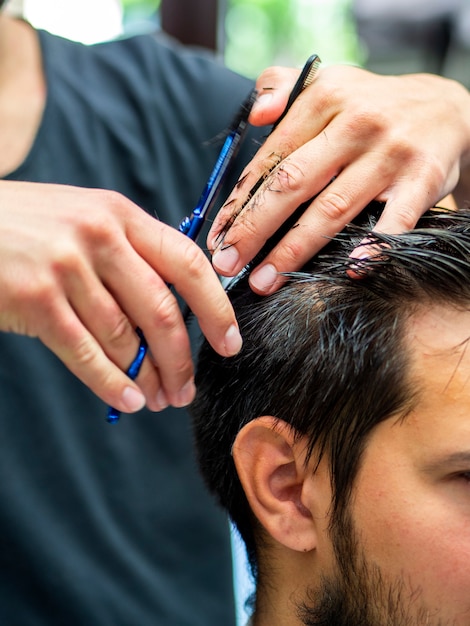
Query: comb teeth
xmin=302 ymin=58 xmax=321 ymax=90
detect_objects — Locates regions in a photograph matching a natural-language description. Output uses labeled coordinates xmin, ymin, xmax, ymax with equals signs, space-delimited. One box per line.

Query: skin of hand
xmin=0 ymin=180 xmax=242 ymax=413
xmin=208 ymin=65 xmax=470 ymax=294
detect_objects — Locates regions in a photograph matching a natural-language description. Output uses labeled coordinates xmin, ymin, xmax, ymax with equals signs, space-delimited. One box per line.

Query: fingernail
xmin=224 ymin=324 xmax=243 ymax=356
xmin=122 ymin=386 xmax=146 ymax=412
xmin=174 ymin=379 xmax=196 ymax=408
xmin=212 ymin=246 xmax=240 ymax=275
xmin=155 ymin=388 xmax=169 ymax=411
xmin=347 ymin=239 xmax=377 ymax=280
xmin=249 ymin=263 xmax=278 ymax=292
xmin=254 ymin=91 xmax=273 ymax=108
xmin=349 ymin=238 xmax=373 ymax=260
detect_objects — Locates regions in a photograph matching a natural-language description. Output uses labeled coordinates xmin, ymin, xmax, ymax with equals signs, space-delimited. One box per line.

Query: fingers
xmin=208 ymin=65 xmax=330 ymax=260
xmin=0 ymin=181 xmax=242 ymax=414
xmin=108 ymin=265 xmax=195 ymax=410
xmin=36 ymin=295 xmax=148 ymax=414
xmin=211 ymin=128 xmax=341 ymax=277
xmin=207 ymin=67 xmax=341 ymax=272
xmin=12 ymin=254 xmax=155 ymax=413
xmin=47 ymin=221 xmax=240 ymax=414
xmin=64 ymin=262 xmax=166 ymax=412
xmin=109 ymin=217 xmax=242 ymax=406
xmin=209 ymin=65 xmax=470 ymax=294
xmin=72 ymin=192 xmax=242 ymax=411
xmin=211 ymin=76 xmax=332 ymax=254
xmin=210 ymin=103 xmax=384 ymax=288
xmin=249 ymin=66 xmax=300 ymax=127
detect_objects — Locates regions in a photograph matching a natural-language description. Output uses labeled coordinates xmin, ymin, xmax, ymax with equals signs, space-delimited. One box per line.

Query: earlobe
xmin=232 ymin=416 xmax=320 ymax=553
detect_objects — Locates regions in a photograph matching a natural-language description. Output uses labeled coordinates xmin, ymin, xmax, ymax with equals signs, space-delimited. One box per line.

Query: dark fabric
xmin=0 ymin=28 xmax=261 ymax=626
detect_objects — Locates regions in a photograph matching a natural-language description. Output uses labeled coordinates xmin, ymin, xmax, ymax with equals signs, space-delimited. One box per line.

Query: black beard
xmin=297 ymin=508 xmax=450 ymax=626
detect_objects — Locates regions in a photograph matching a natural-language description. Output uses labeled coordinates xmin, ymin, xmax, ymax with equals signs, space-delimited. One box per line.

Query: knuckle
xmin=168 ymin=354 xmax=192 ymax=380
xmin=345 ymin=106 xmax=386 ymax=139
xmin=78 ymin=189 xmax=126 ymax=246
xmin=276 ymin=236 xmax=307 ymax=268
xmin=341 ymin=102 xmax=412 ymax=152
xmin=311 ymin=78 xmax=358 ymax=119
xmin=417 ymin=152 xmax=446 ymax=183
xmin=418 ymin=164 xmax=446 ymax=201
xmin=314 ymin=66 xmax=378 ymax=118
xmin=384 ymin=130 xmax=417 ymax=164
xmin=95 ymin=188 xmax=127 ymax=213
xmin=315 ymin=190 xmax=351 ymax=223
xmin=389 ymin=205 xmax=420 ymax=231
xmin=67 ymin=331 xmax=100 ymax=369
xmin=179 ymin=240 xmax=208 ymax=281
xmin=50 ymin=245 xmax=82 ymax=278
xmin=396 ymin=154 xmax=447 ymax=207
xmin=24 ymin=274 xmax=58 ymax=310
xmin=152 ymin=289 xmax=181 ymax=333
xmin=271 ymin=158 xmax=305 ymax=194
xmin=105 ymin=313 xmax=133 ymax=348
xmin=310 ymin=79 xmax=338 ymax=112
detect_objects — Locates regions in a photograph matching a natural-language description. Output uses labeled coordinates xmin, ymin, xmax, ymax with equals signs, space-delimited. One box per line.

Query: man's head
xmin=191 ymin=206 xmax=470 ymax=625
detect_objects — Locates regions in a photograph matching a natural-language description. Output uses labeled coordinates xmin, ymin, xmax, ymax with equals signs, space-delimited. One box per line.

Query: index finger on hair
xmin=208 ymin=80 xmax=334 ymax=253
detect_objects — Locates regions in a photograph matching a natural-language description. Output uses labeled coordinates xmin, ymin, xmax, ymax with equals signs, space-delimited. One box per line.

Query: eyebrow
xmin=421 ymin=451 xmax=470 ymax=475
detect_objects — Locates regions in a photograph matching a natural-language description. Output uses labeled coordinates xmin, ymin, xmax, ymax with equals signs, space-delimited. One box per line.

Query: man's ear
xmin=232 ymin=416 xmax=326 ymax=553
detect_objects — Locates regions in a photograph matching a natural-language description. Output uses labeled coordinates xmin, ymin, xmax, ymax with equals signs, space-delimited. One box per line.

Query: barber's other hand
xmin=209 ymin=65 xmax=470 ymax=293
xmin=0 ymin=181 xmax=242 ymax=413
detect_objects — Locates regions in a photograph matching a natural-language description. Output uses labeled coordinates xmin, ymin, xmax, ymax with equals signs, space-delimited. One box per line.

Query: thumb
xmin=249 ymin=66 xmax=299 ymax=127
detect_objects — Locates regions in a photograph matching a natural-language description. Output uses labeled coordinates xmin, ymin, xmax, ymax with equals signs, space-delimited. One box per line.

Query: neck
xmin=0 ymin=14 xmax=46 ymax=176
xmin=251 ymin=551 xmax=317 ymax=626
xmin=252 ymin=589 xmax=304 ymax=626
xmin=0 ymin=14 xmax=34 ymax=78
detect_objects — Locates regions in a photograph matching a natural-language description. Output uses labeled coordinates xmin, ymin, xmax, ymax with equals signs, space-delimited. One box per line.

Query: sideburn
xmin=297 ymin=505 xmax=442 ymax=626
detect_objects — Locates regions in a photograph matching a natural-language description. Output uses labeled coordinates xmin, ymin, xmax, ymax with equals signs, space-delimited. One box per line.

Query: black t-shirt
xmin=0 ymin=29 xmax=261 ymax=625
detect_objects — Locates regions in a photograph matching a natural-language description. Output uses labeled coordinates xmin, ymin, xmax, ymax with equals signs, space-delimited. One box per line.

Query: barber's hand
xmin=209 ymin=65 xmax=470 ymax=293
xmin=0 ymin=181 xmax=242 ymax=413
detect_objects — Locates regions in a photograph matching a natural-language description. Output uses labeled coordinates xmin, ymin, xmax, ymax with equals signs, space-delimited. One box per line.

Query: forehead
xmin=406 ymin=305 xmax=470 ymax=406
xmin=366 ymin=304 xmax=470 ymax=464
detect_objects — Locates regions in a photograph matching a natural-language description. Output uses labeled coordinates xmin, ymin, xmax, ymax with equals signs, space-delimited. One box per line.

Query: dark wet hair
xmin=191 ymin=204 xmax=470 ymax=578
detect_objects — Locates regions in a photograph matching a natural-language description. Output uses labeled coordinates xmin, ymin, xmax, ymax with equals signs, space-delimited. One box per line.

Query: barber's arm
xmin=0 ymin=181 xmax=242 ymax=413
xmin=209 ymin=65 xmax=470 ymax=293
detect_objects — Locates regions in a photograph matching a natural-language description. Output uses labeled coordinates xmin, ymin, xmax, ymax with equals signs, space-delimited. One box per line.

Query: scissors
xmin=106 ymin=87 xmax=257 ymax=423
xmin=108 ymin=53 xmax=321 ymax=423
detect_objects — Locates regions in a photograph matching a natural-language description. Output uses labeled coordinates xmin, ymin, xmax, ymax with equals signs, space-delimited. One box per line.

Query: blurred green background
xmin=223 ymin=0 xmax=361 ymax=76
xmin=121 ymin=0 xmax=362 ymax=76
xmin=18 ymin=0 xmax=469 ymax=84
